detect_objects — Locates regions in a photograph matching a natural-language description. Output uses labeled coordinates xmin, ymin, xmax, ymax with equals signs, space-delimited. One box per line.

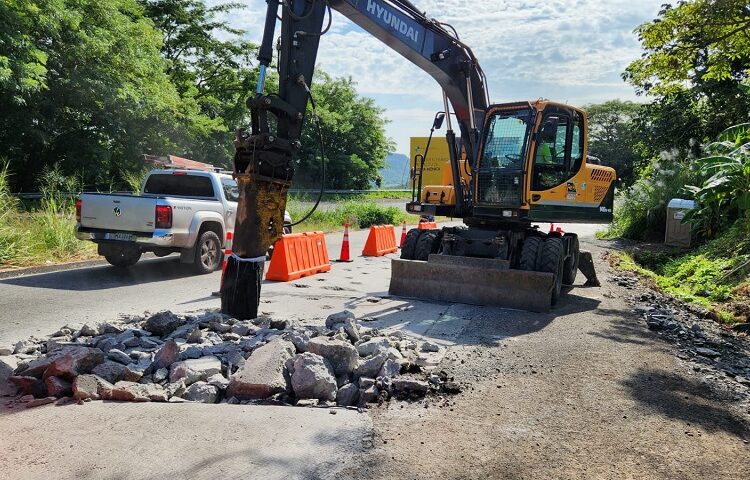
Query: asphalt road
xmin=0 ymin=221 xmax=596 ymax=343
xmin=3 ymin=222 xmax=746 ymax=479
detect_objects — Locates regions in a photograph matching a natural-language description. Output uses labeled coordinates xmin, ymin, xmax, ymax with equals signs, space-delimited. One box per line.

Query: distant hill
xmin=378 ymin=153 xmax=410 ymax=188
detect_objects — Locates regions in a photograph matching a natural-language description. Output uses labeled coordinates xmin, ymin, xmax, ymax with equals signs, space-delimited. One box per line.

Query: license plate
xmin=104 ymin=232 xmax=136 ymax=242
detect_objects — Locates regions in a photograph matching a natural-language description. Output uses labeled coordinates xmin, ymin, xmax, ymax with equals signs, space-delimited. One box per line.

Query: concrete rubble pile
xmin=1 ymin=310 xmax=458 ymax=409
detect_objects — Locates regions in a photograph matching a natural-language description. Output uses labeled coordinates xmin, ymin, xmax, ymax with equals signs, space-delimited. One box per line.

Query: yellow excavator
xmin=221 ymin=0 xmax=616 ymax=318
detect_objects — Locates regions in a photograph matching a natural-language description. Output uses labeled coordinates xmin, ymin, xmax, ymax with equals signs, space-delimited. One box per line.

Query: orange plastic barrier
xmin=418 ymin=221 xmax=438 ymax=230
xmin=265 ymin=231 xmax=331 ymax=281
xmin=362 ymin=225 xmax=398 ymax=256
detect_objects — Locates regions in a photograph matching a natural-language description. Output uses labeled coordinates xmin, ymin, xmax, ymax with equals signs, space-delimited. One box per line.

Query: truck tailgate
xmin=80 ymin=193 xmax=157 ymax=233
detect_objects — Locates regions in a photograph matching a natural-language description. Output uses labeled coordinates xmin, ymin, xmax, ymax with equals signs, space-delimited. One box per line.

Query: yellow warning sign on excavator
xmin=410 ymin=137 xmax=451 ymax=188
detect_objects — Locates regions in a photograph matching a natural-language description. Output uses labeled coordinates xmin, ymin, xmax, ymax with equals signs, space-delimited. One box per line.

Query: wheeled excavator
xmin=221 ymin=0 xmax=616 ymax=319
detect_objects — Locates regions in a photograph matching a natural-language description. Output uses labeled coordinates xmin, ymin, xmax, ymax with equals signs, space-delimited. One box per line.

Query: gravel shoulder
xmin=346 ymin=238 xmax=750 ymax=480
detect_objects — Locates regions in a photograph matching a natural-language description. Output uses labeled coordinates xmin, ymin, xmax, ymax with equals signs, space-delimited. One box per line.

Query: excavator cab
xmin=409 ymin=100 xmax=615 ymax=225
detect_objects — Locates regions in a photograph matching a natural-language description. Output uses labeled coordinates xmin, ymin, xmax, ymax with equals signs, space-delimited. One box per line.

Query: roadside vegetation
xmin=1 ymin=0 xmax=392 ymax=192
xmin=594 ymin=0 xmax=750 ymax=322
xmin=0 ymin=162 xmax=95 ymax=269
xmin=287 ymin=198 xmax=419 ymax=233
xmin=0 ymin=160 xmax=418 ymax=268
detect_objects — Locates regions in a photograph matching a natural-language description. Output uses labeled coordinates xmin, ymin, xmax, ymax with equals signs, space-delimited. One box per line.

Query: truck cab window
xmin=143 ymin=174 xmax=215 ymax=198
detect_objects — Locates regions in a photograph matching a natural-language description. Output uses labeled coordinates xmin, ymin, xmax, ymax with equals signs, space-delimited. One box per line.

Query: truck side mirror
xmin=433 ymin=113 xmax=445 ymax=130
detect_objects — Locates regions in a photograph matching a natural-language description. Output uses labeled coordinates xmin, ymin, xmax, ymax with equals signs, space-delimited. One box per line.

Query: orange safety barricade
xmin=362 ymin=225 xmax=398 ymax=256
xmin=265 ymin=231 xmax=331 ymax=281
xmin=418 ymin=222 xmax=438 ymax=230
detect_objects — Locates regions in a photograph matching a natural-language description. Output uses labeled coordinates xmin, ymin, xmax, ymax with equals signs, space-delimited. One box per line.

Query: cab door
xmin=529 ymin=108 xmax=584 ymax=199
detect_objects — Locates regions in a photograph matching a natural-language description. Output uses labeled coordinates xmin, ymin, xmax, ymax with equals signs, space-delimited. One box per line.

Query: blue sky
xmin=212 ymin=0 xmax=663 ymax=154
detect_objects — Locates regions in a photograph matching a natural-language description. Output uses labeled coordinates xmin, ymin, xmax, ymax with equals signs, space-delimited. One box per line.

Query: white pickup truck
xmin=75 ymin=168 xmax=292 ymax=273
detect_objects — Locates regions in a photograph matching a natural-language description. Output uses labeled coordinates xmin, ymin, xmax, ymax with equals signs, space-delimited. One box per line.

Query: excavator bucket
xmin=389 ymin=254 xmax=556 ymax=312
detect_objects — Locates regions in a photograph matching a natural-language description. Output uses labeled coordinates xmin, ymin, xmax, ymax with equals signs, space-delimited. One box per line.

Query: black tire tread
xmin=414 ymin=230 xmax=440 ymax=261
xmin=539 ymin=238 xmax=564 ymax=304
xmin=562 ymin=234 xmax=579 ymax=285
xmin=519 ymin=236 xmax=543 ymax=271
xmin=400 ymin=228 xmax=421 ymax=260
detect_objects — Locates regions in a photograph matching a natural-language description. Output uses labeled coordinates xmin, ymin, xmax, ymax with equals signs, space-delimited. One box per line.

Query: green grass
xmin=610 ymin=221 xmax=750 ymax=324
xmin=287 ymin=198 xmax=422 ymax=233
xmin=0 ymin=162 xmax=96 ymax=269
xmin=289 ymin=190 xmax=411 ymax=203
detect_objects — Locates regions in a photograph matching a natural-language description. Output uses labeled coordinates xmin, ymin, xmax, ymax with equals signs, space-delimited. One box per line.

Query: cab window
xmin=533 ymin=114 xmax=570 ymax=190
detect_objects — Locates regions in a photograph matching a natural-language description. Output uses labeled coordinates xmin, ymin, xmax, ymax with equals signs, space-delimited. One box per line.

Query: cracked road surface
xmin=1 ymin=224 xmax=748 ymax=479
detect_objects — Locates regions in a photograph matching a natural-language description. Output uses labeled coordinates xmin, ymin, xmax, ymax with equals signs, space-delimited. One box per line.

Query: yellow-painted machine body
xmin=408 ymin=100 xmax=616 ymax=224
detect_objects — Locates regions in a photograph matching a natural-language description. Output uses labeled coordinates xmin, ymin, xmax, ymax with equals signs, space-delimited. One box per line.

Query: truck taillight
xmin=75 ymin=199 xmax=82 ymax=223
xmin=155 ymin=205 xmax=172 ymax=229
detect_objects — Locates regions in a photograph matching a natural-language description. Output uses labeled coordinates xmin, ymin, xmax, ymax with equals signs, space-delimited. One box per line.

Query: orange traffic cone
xmin=336 ymin=223 xmax=353 ymax=262
xmin=399 ymin=221 xmax=407 ymax=248
xmin=213 ymin=230 xmax=234 ymax=297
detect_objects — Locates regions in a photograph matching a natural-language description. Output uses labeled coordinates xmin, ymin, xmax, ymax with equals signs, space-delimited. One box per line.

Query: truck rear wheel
xmin=539 ymin=238 xmax=564 ymax=304
xmin=400 ymin=228 xmax=421 ymax=260
xmin=104 ymin=246 xmax=141 ymax=268
xmin=194 ymin=231 xmax=222 ymax=274
xmin=414 ymin=230 xmax=440 ymax=261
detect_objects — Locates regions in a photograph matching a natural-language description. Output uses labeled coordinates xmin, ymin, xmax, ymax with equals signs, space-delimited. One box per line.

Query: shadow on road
xmin=0 ymin=257 xmax=202 ymax=291
xmin=344 ymin=288 xmax=601 ymax=346
xmin=67 ymin=424 xmax=360 ymax=480
xmin=622 ymin=368 xmax=750 ymax=440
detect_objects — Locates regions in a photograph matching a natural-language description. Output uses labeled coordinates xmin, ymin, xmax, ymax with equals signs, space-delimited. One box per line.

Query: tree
xmin=0 ymin=0 xmax=218 ymax=191
xmin=139 ymin=0 xmax=260 ymax=164
xmin=624 ymin=0 xmax=750 ymax=147
xmin=585 ymin=100 xmax=644 ymax=185
xmin=295 ymin=73 xmax=393 ymax=190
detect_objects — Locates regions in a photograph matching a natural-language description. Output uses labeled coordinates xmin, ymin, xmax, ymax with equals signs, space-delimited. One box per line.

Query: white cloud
xmin=210 ymin=0 xmax=662 ymax=153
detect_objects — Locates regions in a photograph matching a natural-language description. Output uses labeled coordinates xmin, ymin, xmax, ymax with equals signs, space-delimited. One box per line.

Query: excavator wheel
xmin=414 ymin=230 xmax=441 ymax=261
xmin=400 ymin=228 xmax=422 ymax=260
xmin=562 ymin=234 xmax=580 ymax=285
xmin=539 ymin=238 xmax=564 ymax=304
xmin=519 ymin=236 xmax=543 ymax=271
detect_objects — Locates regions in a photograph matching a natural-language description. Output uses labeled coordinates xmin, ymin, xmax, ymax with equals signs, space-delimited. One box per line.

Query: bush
xmin=0 ymin=160 xmax=28 ymax=263
xmin=0 ymin=163 xmax=95 ymax=268
xmin=604 ymin=150 xmax=696 ymax=240
xmin=627 ymin=221 xmax=750 ymax=305
xmin=684 ymin=123 xmax=750 ymax=238
xmin=286 ymin=199 xmax=410 ymax=232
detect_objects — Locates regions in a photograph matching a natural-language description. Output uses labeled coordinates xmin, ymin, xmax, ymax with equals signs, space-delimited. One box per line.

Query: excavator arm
xmin=223 ymin=0 xmax=488 ymax=319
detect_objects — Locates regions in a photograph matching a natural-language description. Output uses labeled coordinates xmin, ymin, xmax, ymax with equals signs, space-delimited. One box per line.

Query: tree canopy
xmin=0 ymin=0 xmax=392 ymax=192
xmin=295 ymin=73 xmax=393 ymax=190
xmin=585 ymin=100 xmax=643 ymax=185
xmin=624 ymin=0 xmax=750 ymax=149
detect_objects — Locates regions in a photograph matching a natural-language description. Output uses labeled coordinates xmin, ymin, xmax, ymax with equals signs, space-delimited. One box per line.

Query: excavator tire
xmin=414 ymin=230 xmax=440 ymax=261
xmin=563 ymin=234 xmax=579 ymax=285
xmin=539 ymin=238 xmax=564 ymax=304
xmin=400 ymin=228 xmax=421 ymax=260
xmin=519 ymin=236 xmax=543 ymax=271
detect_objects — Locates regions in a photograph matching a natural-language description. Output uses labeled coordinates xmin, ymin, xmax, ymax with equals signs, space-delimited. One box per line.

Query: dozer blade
xmin=389 ymin=254 xmax=555 ymax=312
